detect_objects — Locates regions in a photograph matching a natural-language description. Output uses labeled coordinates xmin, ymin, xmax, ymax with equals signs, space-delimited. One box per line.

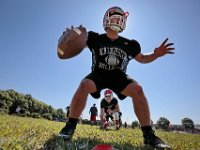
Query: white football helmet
xmin=103 ymin=6 xmax=129 ymax=33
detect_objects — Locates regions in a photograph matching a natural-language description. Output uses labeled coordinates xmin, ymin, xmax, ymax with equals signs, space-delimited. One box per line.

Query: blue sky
xmin=0 ymin=0 xmax=200 ymax=125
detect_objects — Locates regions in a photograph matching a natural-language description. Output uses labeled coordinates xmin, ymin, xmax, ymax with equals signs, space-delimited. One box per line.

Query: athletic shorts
xmin=90 ymin=115 xmax=96 ymax=121
xmin=84 ymin=69 xmax=134 ymax=100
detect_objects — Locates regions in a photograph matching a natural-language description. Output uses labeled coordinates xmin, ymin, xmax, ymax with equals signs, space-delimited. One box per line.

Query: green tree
xmin=156 ymin=117 xmax=170 ymax=130
xmin=0 ymin=89 xmax=66 ymax=120
xmin=56 ymin=108 xmax=66 ymax=119
xmin=182 ymin=118 xmax=194 ymax=130
xmin=42 ymin=113 xmax=53 ymax=120
xmin=131 ymin=120 xmax=139 ymax=129
xmin=0 ymin=90 xmax=13 ymax=113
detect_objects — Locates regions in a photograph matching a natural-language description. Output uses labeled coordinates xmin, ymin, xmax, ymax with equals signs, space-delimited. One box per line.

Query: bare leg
xmin=100 ymin=108 xmax=106 ymax=128
xmin=69 ymin=79 xmax=97 ymax=119
xmin=121 ymin=81 xmax=172 ymax=148
xmin=121 ymin=82 xmax=150 ymax=126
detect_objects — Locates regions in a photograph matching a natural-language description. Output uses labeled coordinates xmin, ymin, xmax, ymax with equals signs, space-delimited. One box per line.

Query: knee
xmin=100 ymin=113 xmax=104 ymax=118
xmin=79 ymin=79 xmax=95 ymax=93
xmin=131 ymin=84 xmax=144 ymax=97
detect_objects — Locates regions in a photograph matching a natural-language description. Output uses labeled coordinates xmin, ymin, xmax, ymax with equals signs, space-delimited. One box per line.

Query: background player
xmin=100 ymin=89 xmax=120 ymax=130
xmin=89 ymin=103 xmax=98 ymax=126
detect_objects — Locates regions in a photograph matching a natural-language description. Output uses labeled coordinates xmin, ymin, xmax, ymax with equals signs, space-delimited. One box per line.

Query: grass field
xmin=0 ymin=114 xmax=200 ymax=150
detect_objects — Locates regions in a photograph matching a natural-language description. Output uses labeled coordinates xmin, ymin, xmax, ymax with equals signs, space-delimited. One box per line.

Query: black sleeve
xmin=100 ymin=99 xmax=106 ymax=108
xmin=100 ymin=99 xmax=104 ymax=108
xmin=113 ymin=97 xmax=118 ymax=105
xmin=129 ymin=39 xmax=141 ymax=58
xmin=86 ymin=31 xmax=99 ymax=51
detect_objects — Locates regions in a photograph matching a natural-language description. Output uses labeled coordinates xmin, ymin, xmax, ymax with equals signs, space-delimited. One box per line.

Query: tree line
xmin=0 ymin=89 xmax=197 ymax=133
xmin=131 ymin=117 xmax=197 ymax=133
xmin=0 ymin=89 xmax=66 ymax=121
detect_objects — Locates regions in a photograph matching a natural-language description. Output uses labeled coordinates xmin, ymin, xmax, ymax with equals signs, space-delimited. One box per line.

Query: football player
xmin=58 ymin=6 xmax=174 ymax=149
xmin=100 ymin=89 xmax=120 ymax=130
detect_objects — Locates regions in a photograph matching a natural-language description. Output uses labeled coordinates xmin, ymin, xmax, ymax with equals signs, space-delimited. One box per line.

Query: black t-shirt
xmin=89 ymin=106 xmax=98 ymax=116
xmin=100 ymin=97 xmax=118 ymax=112
xmin=86 ymin=31 xmax=141 ymax=72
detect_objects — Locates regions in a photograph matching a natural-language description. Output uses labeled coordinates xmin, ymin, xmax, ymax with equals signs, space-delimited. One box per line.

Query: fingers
xmin=167 ymin=51 xmax=175 ymax=54
xmin=161 ymin=38 xmax=174 ymax=47
xmin=64 ymin=26 xmax=74 ymax=32
xmin=63 ymin=25 xmax=86 ymax=33
xmin=165 ymin=43 xmax=174 ymax=47
xmin=155 ymin=38 xmax=175 ymax=57
xmin=166 ymin=47 xmax=175 ymax=51
xmin=63 ymin=27 xmax=71 ymax=35
xmin=161 ymin=38 xmax=175 ymax=50
xmin=161 ymin=38 xmax=169 ymax=46
xmin=63 ymin=25 xmax=76 ymax=34
xmin=166 ymin=47 xmax=175 ymax=55
xmin=79 ymin=24 xmax=87 ymax=31
xmin=166 ymin=43 xmax=175 ymax=54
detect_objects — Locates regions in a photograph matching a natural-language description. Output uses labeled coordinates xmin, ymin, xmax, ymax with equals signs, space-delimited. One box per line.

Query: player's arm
xmin=112 ymin=104 xmax=120 ymax=113
xmin=100 ymin=107 xmax=105 ymax=115
xmin=134 ymin=52 xmax=158 ymax=64
xmin=100 ymin=107 xmax=106 ymax=122
xmin=135 ymin=38 xmax=175 ymax=64
xmin=100 ymin=100 xmax=106 ymax=117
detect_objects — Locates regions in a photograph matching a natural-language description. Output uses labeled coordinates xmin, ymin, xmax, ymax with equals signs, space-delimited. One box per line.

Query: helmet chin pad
xmin=110 ymin=25 xmax=121 ymax=32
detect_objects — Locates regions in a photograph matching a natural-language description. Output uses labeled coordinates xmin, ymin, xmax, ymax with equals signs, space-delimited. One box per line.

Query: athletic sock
xmin=68 ymin=118 xmax=78 ymax=127
xmin=141 ymin=126 xmax=153 ymax=136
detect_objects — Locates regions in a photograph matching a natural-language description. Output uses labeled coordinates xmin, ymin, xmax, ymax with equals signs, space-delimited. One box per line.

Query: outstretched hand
xmin=154 ymin=38 xmax=175 ymax=57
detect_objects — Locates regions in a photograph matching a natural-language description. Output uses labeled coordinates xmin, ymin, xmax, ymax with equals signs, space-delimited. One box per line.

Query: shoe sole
xmin=154 ymin=148 xmax=171 ymax=150
xmin=144 ymin=143 xmax=171 ymax=150
xmin=155 ymin=143 xmax=171 ymax=150
xmin=57 ymin=133 xmax=72 ymax=141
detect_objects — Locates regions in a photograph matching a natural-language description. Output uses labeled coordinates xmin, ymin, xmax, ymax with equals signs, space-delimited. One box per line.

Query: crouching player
xmin=100 ymin=89 xmax=120 ymax=130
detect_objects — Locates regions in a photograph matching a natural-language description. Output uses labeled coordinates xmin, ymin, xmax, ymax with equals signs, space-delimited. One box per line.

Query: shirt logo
xmin=105 ymin=55 xmax=120 ymax=66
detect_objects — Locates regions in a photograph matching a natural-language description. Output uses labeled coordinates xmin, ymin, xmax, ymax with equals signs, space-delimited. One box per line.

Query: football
xmin=57 ymin=26 xmax=87 ymax=59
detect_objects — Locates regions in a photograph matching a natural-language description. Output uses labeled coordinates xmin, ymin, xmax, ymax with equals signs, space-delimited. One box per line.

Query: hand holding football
xmin=57 ymin=25 xmax=87 ymax=59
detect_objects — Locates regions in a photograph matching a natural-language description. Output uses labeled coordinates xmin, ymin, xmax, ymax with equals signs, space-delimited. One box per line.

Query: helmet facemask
xmin=105 ymin=94 xmax=113 ymax=102
xmin=104 ymin=89 xmax=113 ymax=102
xmin=103 ymin=7 xmax=129 ymax=33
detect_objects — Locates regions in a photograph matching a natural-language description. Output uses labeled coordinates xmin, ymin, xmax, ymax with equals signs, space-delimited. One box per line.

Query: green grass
xmin=0 ymin=114 xmax=200 ymax=150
